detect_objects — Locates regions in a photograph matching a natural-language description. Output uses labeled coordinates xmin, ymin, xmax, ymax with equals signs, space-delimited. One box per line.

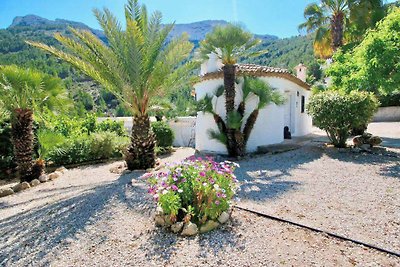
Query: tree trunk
xmin=11 ymin=108 xmax=34 ymax=182
xmin=243 ymin=109 xmax=259 ymax=146
xmin=331 ymin=12 xmax=344 ymax=51
xmin=223 ymin=64 xmax=237 ymax=157
xmin=125 ymin=115 xmax=156 ymax=170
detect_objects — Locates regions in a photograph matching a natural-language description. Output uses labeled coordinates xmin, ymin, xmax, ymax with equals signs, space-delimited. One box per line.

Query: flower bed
xmin=144 ymin=156 xmax=240 ymax=235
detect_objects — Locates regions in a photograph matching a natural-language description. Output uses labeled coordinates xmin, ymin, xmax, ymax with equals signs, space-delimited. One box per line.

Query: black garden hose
xmin=234 ymin=205 xmax=400 ymax=258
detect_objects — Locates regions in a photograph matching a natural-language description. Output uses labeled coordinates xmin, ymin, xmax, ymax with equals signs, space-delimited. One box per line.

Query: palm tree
xmin=299 ymin=0 xmax=384 ymax=58
xmin=199 ymin=24 xmax=267 ymax=157
xmin=28 ymin=0 xmax=198 ymax=170
xmin=0 ymin=65 xmax=67 ymax=182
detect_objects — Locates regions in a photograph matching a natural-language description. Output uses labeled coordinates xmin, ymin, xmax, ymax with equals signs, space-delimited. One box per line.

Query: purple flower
xmin=199 ymin=171 xmax=206 ymax=177
xmin=215 ymin=200 xmax=220 ymax=205
xmin=171 ymin=185 xmax=179 ymax=191
xmin=216 ymin=192 xmax=222 ymax=198
xmin=209 ymin=178 xmax=215 ymax=184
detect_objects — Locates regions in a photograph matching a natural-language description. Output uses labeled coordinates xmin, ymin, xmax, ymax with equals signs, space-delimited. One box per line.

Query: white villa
xmin=194 ymin=55 xmax=313 ymax=154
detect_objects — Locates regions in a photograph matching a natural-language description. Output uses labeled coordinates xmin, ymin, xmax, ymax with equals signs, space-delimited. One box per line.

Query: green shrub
xmin=0 ymin=119 xmax=15 ymax=173
xmin=145 ymin=157 xmax=239 ymax=228
xmin=45 ymin=132 xmax=129 ymax=166
xmin=307 ymin=90 xmax=379 ymax=148
xmin=378 ymin=92 xmax=400 ymax=107
xmin=151 ymin=121 xmax=174 ymax=147
xmin=97 ymin=119 xmax=126 ymax=136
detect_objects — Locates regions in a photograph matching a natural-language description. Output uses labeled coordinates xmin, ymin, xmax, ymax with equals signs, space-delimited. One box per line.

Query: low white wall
xmin=97 ymin=116 xmax=195 ymax=148
xmin=373 ymin=107 xmax=400 ymax=122
xmin=167 ymin=117 xmax=196 ymax=147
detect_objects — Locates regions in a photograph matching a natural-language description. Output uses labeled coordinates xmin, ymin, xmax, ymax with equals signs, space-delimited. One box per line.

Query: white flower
xmin=213 ymin=184 xmax=220 ymax=190
xmin=153 ymin=194 xmax=159 ymax=199
xmin=178 ymin=189 xmax=183 ymax=193
xmin=162 ymin=189 xmax=168 ymax=195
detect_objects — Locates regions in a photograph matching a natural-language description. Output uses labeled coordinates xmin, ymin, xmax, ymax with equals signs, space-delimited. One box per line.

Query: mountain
xmin=8 ymin=15 xmax=278 ymax=43
xmin=0 ymin=15 xmax=316 ymax=116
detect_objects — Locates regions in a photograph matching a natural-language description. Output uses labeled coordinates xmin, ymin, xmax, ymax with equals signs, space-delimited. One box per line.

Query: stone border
xmin=154 ymin=206 xmax=231 ymax=236
xmin=0 ymin=167 xmax=67 ymax=198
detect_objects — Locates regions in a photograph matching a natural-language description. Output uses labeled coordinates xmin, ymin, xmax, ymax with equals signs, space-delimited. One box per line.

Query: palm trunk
xmin=223 ymin=64 xmax=237 ymax=157
xmin=331 ymin=12 xmax=344 ymax=51
xmin=11 ymin=108 xmax=34 ymax=182
xmin=125 ymin=114 xmax=156 ymax=170
xmin=243 ymin=109 xmax=259 ymax=146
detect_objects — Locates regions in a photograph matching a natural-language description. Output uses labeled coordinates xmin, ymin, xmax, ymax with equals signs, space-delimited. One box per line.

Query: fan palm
xmin=28 ymin=0 xmax=198 ymax=170
xmin=199 ymin=24 xmax=267 ymax=157
xmin=299 ymin=0 xmax=384 ymax=58
xmin=0 ymin=65 xmax=67 ymax=182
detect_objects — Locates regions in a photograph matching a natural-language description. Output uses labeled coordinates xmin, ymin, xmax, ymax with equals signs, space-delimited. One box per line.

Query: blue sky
xmin=0 ymin=0 xmax=396 ymax=38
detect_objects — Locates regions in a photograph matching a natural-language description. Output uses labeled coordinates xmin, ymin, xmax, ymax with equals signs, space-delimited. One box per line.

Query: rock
xmin=164 ymin=215 xmax=174 ymax=226
xmin=156 ymin=206 xmax=164 ymax=216
xmin=369 ymin=136 xmax=382 ymax=147
xmin=171 ymin=222 xmax=184 ymax=233
xmin=55 ymin=166 xmax=67 ymax=174
xmin=39 ymin=174 xmax=48 ymax=183
xmin=30 ymin=179 xmax=40 ymax=187
xmin=218 ymin=211 xmax=230 ymax=224
xmin=155 ymin=215 xmax=165 ymax=227
xmin=13 ymin=181 xmax=30 ymax=192
xmin=48 ymin=171 xmax=61 ymax=180
xmin=181 ymin=222 xmax=198 ymax=236
xmin=352 ymin=136 xmax=363 ymax=147
xmin=0 ymin=188 xmax=14 ymax=197
xmin=200 ymin=220 xmax=220 ymax=233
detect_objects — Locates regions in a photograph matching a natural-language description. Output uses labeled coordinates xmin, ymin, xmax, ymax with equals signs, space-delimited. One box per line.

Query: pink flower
xmin=199 ymin=171 xmax=206 ymax=177
xmin=215 ymin=200 xmax=220 ymax=205
xmin=171 ymin=185 xmax=178 ymax=191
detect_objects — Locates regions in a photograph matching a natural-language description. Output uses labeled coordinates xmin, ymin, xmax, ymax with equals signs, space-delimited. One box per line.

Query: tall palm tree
xmin=0 ymin=65 xmax=67 ymax=182
xmin=199 ymin=24 xmax=267 ymax=157
xmin=299 ymin=0 xmax=384 ymax=58
xmin=28 ymin=0 xmax=198 ymax=170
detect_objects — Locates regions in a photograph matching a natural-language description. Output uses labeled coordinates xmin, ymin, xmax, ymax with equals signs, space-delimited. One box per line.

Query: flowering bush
xmin=145 ymin=156 xmax=239 ymax=228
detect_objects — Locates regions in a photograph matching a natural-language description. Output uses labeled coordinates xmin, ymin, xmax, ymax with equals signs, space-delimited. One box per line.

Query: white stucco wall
xmin=167 ymin=117 xmax=196 ymax=147
xmin=194 ymin=76 xmax=313 ymax=154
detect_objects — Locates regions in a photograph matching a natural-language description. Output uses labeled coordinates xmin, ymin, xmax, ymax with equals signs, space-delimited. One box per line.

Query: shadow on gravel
xmin=140 ymin=215 xmax=242 ymax=263
xmin=0 ymin=171 xmax=149 ymax=266
xmin=235 ymin=145 xmax=324 ymax=202
xmin=322 ymin=147 xmax=400 ymax=179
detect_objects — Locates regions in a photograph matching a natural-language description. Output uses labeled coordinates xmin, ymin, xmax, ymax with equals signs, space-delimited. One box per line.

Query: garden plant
xmin=199 ymin=24 xmax=267 ymax=157
xmin=307 ymin=90 xmax=379 ymax=148
xmin=28 ymin=0 xmax=198 ymax=170
xmin=145 ymin=156 xmax=240 ymax=235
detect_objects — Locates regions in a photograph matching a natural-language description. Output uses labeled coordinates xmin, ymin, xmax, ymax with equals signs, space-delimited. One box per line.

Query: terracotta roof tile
xmin=200 ymin=63 xmax=310 ymax=90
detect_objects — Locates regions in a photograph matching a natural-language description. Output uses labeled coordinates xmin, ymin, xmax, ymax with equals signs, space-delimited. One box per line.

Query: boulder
xmin=200 ymin=220 xmax=220 ymax=233
xmin=13 ymin=181 xmax=30 ymax=192
xmin=0 ymin=188 xmax=14 ymax=197
xmin=155 ymin=215 xmax=165 ymax=227
xmin=181 ymin=222 xmax=198 ymax=236
xmin=55 ymin=166 xmax=68 ymax=174
xmin=171 ymin=222 xmax=184 ymax=233
xmin=39 ymin=174 xmax=48 ymax=183
xmin=217 ymin=211 xmax=230 ymax=224
xmin=30 ymin=179 xmax=41 ymax=187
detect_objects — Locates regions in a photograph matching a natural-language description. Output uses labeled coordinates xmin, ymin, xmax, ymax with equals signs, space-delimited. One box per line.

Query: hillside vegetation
xmin=0 ymin=15 xmax=316 ymax=116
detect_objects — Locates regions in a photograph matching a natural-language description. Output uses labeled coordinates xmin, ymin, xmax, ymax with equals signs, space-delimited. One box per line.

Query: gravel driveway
xmin=0 ymin=143 xmax=399 ymax=266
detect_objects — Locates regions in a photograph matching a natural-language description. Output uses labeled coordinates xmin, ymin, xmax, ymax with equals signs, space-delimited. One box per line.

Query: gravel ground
xmin=0 ymin=143 xmax=399 ymax=266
